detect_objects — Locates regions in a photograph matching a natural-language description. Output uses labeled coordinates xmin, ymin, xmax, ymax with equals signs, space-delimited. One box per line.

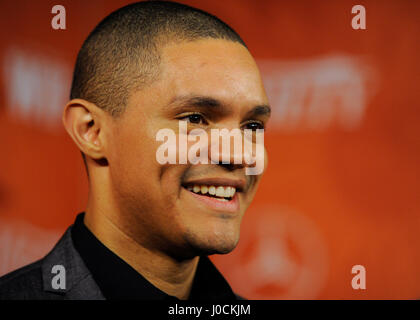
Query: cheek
xmin=108 ymin=122 xmax=188 ymax=210
xmin=107 ymin=125 xmax=161 ymax=196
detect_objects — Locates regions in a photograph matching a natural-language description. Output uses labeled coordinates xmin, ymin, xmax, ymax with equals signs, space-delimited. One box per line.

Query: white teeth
xmin=187 ymin=184 xmax=237 ymax=198
xmin=226 ymin=187 xmax=232 ymax=198
xmin=215 ymin=186 xmax=224 ymax=197
xmin=208 ymin=186 xmax=216 ymax=195
xmin=201 ymin=185 xmax=208 ymax=194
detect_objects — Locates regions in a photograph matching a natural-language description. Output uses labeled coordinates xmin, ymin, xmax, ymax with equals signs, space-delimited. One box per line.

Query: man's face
xmin=105 ymin=39 xmax=270 ymax=258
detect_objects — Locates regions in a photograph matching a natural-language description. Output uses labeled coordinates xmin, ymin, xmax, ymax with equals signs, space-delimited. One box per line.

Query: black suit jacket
xmin=0 ymin=226 xmax=244 ymax=300
xmin=0 ymin=227 xmax=105 ymax=300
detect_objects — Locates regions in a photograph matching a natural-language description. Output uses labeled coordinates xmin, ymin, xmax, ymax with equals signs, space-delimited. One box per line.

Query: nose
xmin=208 ymin=126 xmax=253 ymax=170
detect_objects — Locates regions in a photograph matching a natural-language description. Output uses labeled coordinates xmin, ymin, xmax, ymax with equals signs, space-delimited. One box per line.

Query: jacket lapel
xmin=41 ymin=227 xmax=105 ymax=300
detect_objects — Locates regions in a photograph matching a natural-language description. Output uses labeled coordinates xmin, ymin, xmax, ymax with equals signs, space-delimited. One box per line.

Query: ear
xmin=62 ymin=99 xmax=107 ymax=161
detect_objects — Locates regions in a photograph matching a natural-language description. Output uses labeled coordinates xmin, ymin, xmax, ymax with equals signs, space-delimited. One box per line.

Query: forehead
xmin=158 ymin=39 xmax=268 ymax=107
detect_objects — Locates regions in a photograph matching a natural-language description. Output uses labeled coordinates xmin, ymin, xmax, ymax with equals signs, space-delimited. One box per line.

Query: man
xmin=0 ymin=1 xmax=270 ymax=300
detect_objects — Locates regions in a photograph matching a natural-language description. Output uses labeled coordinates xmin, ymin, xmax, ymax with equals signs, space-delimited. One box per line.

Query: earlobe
xmin=62 ymin=99 xmax=106 ymax=160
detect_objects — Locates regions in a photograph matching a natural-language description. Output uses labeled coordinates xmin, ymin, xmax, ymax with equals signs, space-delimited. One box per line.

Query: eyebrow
xmin=169 ymin=95 xmax=222 ymax=109
xmin=247 ymin=105 xmax=271 ymax=118
xmin=168 ymin=94 xmax=271 ymax=117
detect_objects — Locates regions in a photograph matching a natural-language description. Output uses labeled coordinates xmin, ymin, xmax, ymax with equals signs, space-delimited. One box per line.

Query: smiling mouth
xmin=183 ymin=184 xmax=236 ymax=201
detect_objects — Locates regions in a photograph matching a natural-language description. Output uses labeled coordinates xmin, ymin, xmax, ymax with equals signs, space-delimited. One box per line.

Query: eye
xmin=243 ymin=121 xmax=265 ymax=131
xmin=179 ymin=113 xmax=207 ymax=125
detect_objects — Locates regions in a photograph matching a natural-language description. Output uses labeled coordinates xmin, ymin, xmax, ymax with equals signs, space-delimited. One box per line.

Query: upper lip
xmin=182 ymin=177 xmax=246 ymax=192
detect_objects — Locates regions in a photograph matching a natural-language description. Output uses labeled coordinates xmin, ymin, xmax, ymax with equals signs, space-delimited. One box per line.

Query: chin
xmin=183 ymin=227 xmax=241 ymax=256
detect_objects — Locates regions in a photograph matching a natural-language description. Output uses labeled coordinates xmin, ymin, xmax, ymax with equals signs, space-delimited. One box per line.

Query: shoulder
xmin=0 ymin=228 xmax=75 ymax=300
xmin=0 ymin=226 xmax=103 ymax=300
xmin=0 ymin=259 xmax=60 ymax=299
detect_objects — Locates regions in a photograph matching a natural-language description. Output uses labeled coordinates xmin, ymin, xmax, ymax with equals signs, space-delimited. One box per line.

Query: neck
xmin=84 ymin=175 xmax=199 ymax=300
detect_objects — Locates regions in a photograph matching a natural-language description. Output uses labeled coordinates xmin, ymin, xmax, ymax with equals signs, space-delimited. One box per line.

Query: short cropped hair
xmin=70 ymin=0 xmax=246 ymax=117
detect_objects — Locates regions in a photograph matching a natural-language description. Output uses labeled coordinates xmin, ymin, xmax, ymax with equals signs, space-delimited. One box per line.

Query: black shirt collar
xmin=71 ymin=213 xmax=237 ymax=300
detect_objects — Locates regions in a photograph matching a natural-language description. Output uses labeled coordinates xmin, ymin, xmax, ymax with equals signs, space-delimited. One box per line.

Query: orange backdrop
xmin=0 ymin=0 xmax=419 ymax=299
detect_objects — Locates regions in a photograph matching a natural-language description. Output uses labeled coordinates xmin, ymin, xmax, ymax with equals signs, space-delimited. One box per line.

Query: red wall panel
xmin=0 ymin=0 xmax=419 ymax=299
